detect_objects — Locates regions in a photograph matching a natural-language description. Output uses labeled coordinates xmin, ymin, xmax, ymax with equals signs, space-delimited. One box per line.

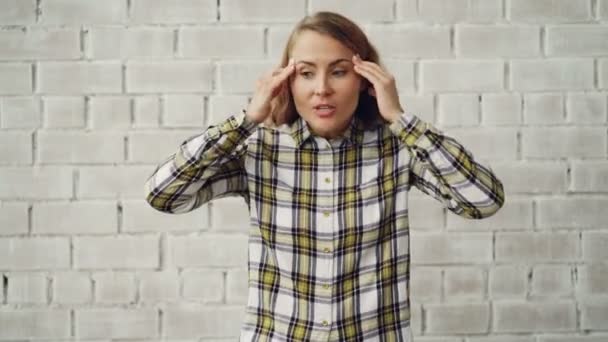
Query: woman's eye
xmin=300 ymin=71 xmax=314 ymax=79
xmin=332 ymin=70 xmax=347 ymax=77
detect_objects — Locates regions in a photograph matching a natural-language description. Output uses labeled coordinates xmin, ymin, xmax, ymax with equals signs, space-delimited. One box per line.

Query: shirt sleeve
xmin=144 ymin=112 xmax=258 ymax=214
xmin=389 ymin=111 xmax=505 ymax=219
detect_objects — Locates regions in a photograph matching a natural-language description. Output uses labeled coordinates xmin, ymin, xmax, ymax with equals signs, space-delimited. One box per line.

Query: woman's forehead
xmin=290 ymin=30 xmax=354 ymax=57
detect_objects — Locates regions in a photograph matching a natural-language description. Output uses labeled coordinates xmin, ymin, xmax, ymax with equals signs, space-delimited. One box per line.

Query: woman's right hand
xmin=246 ymin=58 xmax=296 ymax=124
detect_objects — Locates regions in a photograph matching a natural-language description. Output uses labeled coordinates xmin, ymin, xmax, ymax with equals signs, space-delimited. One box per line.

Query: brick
xmin=456 ymin=25 xmax=540 ymax=57
xmin=410 ymin=303 xmax=422 ymax=336
xmin=0 ymin=167 xmax=73 ymax=199
xmin=163 ymin=95 xmax=205 ymax=128
xmin=582 ymin=231 xmax=608 ymax=260
xmin=180 ymin=27 xmax=264 ymax=58
xmin=437 ymin=94 xmax=479 ymax=127
xmin=396 ymin=0 xmax=418 ymax=21
xmin=400 ymin=95 xmax=435 ymax=124
xmin=421 ymin=60 xmax=503 ymax=92
xmin=522 ymin=127 xmax=606 ymax=158
xmin=481 ymin=93 xmax=522 ymax=126
xmin=41 ymin=0 xmax=127 ymax=24
xmin=581 ymin=300 xmax=608 ymax=330
xmin=470 ymin=337 xmax=535 ymax=342
xmin=164 ymin=306 xmax=244 ymax=338
xmin=32 ymin=201 xmax=117 ymax=234
xmin=577 ymin=264 xmax=608 ymax=296
xmin=410 ymin=267 xmax=441 ymax=301
xmin=170 ymin=235 xmax=248 ymax=267
xmin=531 ymin=265 xmax=573 ymax=296
xmin=410 ymin=233 xmax=492 ymax=265
xmin=267 ymin=25 xmax=292 ymax=59
xmin=524 ymin=93 xmax=565 ymax=124
xmin=7 ymin=273 xmax=47 ymax=304
xmin=211 ymin=197 xmax=250 ymax=232
xmin=495 ymin=232 xmax=579 ymax=262
xmin=548 ymin=25 xmax=608 ymax=56
xmin=425 ymin=303 xmax=490 ymax=334
xmin=538 ymin=198 xmax=608 ymax=229
xmin=38 ymin=131 xmax=124 ymax=164
xmin=52 ymin=272 xmax=91 ymax=304
xmin=128 ymin=130 xmax=199 ymax=163
xmin=0 ymin=202 xmax=28 ymax=235
xmin=310 ymin=0 xmax=394 ymax=22
xmin=366 ymin=26 xmax=450 ymax=58
xmin=509 ymin=0 xmax=592 ymax=22
xmin=0 ymin=0 xmax=36 ymax=24
xmin=494 ymin=301 xmax=577 ymax=332
xmin=0 ymin=238 xmax=70 ymax=270
xmin=208 ymin=95 xmax=249 ymax=124
xmin=0 ymin=131 xmax=32 ymax=164
xmin=131 ymin=0 xmax=216 ymax=23
xmin=601 ymin=59 xmax=608 ymax=89
xmin=0 ymin=63 xmax=32 ymax=94
xmin=566 ymin=92 xmax=607 ymax=124
xmin=76 ymin=309 xmax=158 ymax=339
xmin=218 ymin=61 xmax=272 ymax=93
xmin=447 ymin=197 xmax=533 ymax=231
xmin=489 ymin=265 xmax=528 ymax=298
xmin=444 ymin=267 xmax=485 ymax=299
xmin=122 ymin=200 xmax=209 ymax=232
xmin=182 ymin=270 xmax=224 ymax=302
xmin=383 ymin=59 xmax=416 ymax=93
xmin=418 ymin=0 xmax=468 ymax=23
xmin=139 ymin=270 xmax=179 ymax=302
xmin=44 ymin=96 xmax=86 ymax=128
xmin=226 ymin=268 xmax=248 ymax=304
xmin=93 ymin=272 xmax=136 ymax=304
xmin=602 ymin=0 xmax=608 ymax=19
xmin=89 ymin=27 xmax=173 ymax=59
xmin=444 ymin=127 xmax=518 ymax=160
xmin=133 ymin=96 xmax=161 ymax=128
xmin=511 ymin=59 xmax=594 ymax=91
xmin=127 ymin=62 xmax=213 ymax=93
xmin=408 ymin=195 xmax=445 ymax=231
xmin=74 ymin=236 xmax=159 ymax=269
xmin=38 ymin=62 xmax=122 ymax=94
xmin=0 ymin=310 xmax=70 ymax=339
xmin=1 ymin=96 xmax=41 ymax=128
xmin=0 ymin=28 xmax=80 ymax=61
xmin=540 ymin=337 xmax=608 ymax=342
xmin=89 ymin=96 xmax=131 ymax=129
xmin=220 ymin=0 xmax=305 ymax=22
xmin=78 ymin=166 xmax=152 ymax=199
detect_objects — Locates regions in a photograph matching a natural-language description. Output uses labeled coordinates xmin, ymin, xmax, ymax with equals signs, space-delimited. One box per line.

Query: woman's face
xmin=289 ymin=30 xmax=362 ymax=140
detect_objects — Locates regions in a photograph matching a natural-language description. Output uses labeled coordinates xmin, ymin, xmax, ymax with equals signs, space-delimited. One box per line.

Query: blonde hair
xmin=270 ymin=11 xmax=383 ymax=127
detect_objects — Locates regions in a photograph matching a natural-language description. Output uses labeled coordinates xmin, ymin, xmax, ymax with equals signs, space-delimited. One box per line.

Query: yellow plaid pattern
xmin=145 ymin=111 xmax=505 ymax=341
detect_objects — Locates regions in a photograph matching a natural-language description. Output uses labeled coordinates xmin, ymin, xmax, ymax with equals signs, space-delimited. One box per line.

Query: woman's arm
xmin=144 ymin=113 xmax=258 ymax=214
xmin=389 ymin=111 xmax=505 ymax=219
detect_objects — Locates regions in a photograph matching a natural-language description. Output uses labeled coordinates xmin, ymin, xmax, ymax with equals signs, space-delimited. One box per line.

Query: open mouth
xmin=313 ymin=104 xmax=336 ymax=117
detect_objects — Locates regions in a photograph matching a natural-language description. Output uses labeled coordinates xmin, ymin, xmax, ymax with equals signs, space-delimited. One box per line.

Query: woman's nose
xmin=314 ymin=77 xmax=332 ymax=96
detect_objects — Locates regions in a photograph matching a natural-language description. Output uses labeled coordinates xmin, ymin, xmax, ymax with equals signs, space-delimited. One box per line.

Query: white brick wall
xmin=0 ymin=0 xmax=607 ymax=340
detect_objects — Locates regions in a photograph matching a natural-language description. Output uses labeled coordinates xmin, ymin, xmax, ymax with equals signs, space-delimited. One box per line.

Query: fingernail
xmin=288 ymin=58 xmax=294 ymax=65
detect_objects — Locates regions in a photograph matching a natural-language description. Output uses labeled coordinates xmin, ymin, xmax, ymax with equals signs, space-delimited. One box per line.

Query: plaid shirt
xmin=145 ymin=111 xmax=505 ymax=342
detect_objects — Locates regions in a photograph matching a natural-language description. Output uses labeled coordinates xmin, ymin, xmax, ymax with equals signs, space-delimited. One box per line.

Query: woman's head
xmin=270 ymin=12 xmax=383 ymax=139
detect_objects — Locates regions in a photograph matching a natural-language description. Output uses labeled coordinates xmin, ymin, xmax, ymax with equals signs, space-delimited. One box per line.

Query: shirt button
xmin=322 ymin=320 xmax=329 ymax=327
xmin=323 ymin=211 xmax=330 ymax=217
xmin=324 ymin=177 xmax=331 ymax=183
xmin=323 ymin=247 xmax=331 ymax=253
xmin=322 ymin=284 xmax=331 ymax=289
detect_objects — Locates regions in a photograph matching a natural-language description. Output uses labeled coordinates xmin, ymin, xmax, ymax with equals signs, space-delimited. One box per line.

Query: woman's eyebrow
xmin=296 ymin=58 xmax=352 ymax=67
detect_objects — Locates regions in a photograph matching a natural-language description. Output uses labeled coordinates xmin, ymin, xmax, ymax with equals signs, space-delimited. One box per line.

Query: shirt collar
xmin=289 ymin=115 xmax=366 ymax=147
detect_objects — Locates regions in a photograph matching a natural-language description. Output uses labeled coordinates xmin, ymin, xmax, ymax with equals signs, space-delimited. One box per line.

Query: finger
xmin=271 ymin=59 xmax=296 ymax=87
xmin=353 ymin=55 xmax=391 ymax=84
xmin=353 ymin=61 xmax=384 ymax=87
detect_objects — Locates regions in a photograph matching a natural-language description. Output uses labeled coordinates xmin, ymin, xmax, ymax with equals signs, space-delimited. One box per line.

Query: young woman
xmin=145 ymin=11 xmax=505 ymax=342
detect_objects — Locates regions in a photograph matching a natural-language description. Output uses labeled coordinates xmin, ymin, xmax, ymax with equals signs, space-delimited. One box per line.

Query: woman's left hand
xmin=352 ymin=54 xmax=404 ymax=123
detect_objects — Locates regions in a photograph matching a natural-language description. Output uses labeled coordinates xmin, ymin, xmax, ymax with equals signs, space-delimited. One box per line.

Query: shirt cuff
xmin=388 ymin=111 xmax=428 ymax=148
xmin=208 ymin=110 xmax=259 ymax=139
